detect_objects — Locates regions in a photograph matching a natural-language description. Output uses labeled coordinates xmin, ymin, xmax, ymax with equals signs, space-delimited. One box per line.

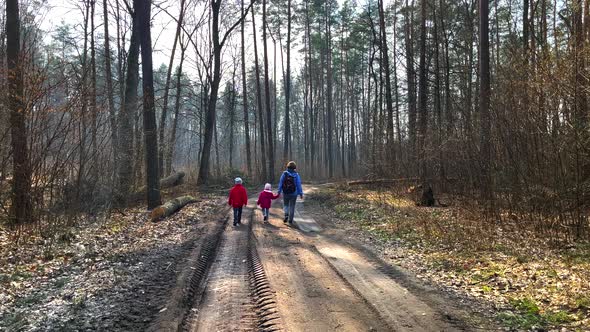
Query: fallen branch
xmin=149 ymin=195 xmax=198 ymax=222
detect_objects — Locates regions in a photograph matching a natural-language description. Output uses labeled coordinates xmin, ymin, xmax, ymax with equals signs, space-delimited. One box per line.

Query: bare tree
xmin=6 ymin=0 xmax=32 ymax=225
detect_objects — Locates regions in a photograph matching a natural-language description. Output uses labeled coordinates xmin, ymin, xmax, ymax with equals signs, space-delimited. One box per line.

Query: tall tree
xmin=378 ymin=0 xmax=395 ymax=163
xmin=479 ymin=0 xmax=491 ymax=195
xmin=197 ymin=0 xmax=254 ymax=184
xmin=165 ymin=36 xmax=188 ymax=175
xmin=103 ymin=0 xmax=118 ymax=175
xmin=6 ymin=0 xmax=32 ymax=225
xmin=158 ymin=0 xmax=186 ymax=177
xmin=241 ymin=0 xmax=252 ymax=175
xmin=135 ymin=0 xmax=161 ymax=208
xmin=405 ymin=0 xmax=417 ymax=155
xmin=252 ymin=4 xmax=267 ymax=179
xmin=116 ymin=10 xmax=140 ymax=205
xmin=417 ymin=0 xmax=428 ymax=179
xmin=263 ymin=0 xmax=275 ymax=181
xmin=325 ymin=0 xmax=334 ymax=178
xmin=283 ymin=0 xmax=292 ymax=160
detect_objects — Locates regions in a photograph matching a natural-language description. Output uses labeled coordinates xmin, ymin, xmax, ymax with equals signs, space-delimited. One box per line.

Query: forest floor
xmin=0 ymin=184 xmax=226 ymax=331
xmin=306 ymin=183 xmax=590 ymax=331
xmin=1 ymin=182 xmax=588 ymax=331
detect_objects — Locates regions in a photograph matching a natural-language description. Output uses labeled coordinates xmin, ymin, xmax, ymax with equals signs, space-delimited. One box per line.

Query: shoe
xmin=283 ymin=216 xmax=288 ymax=223
xmin=237 ymin=221 xmax=242 ymax=225
xmin=288 ymin=221 xmax=293 ymax=225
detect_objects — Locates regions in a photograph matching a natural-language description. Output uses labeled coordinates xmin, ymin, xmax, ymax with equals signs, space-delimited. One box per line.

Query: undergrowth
xmin=309 ymin=184 xmax=590 ymax=330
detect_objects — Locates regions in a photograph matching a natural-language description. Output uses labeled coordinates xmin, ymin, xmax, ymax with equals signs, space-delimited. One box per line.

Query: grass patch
xmin=497 ymin=311 xmax=544 ymax=330
xmin=310 ymin=185 xmax=590 ymax=329
xmin=575 ymin=296 xmax=590 ymax=310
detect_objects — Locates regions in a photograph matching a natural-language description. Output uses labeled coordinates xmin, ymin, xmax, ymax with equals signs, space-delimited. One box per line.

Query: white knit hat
xmin=264 ymin=183 xmax=271 ymax=190
xmin=235 ymin=177 xmax=243 ymax=184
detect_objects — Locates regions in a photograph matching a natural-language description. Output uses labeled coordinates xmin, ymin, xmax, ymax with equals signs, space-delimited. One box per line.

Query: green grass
xmin=500 ymin=297 xmax=576 ymax=329
xmin=497 ymin=311 xmax=544 ymax=330
xmin=575 ymin=296 xmax=590 ymax=310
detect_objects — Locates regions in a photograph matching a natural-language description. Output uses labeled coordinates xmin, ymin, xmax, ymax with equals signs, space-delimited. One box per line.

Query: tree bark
xmin=405 ymin=0 xmax=417 ymax=156
xmin=283 ymin=0 xmax=292 ymax=161
xmin=263 ymin=0 xmax=275 ymax=181
xmin=6 ymin=0 xmax=32 ymax=225
xmin=135 ymin=0 xmax=162 ymax=209
xmin=103 ymin=0 xmax=118 ymax=179
xmin=417 ymin=0 xmax=428 ymax=180
xmin=325 ymin=0 xmax=334 ymax=178
xmin=165 ymin=38 xmax=188 ymax=175
xmin=116 ymin=9 xmax=140 ymax=205
xmin=241 ymin=0 xmax=252 ymax=175
xmin=252 ymin=5 xmax=267 ymax=179
xmin=378 ymin=0 xmax=395 ymax=163
xmin=149 ymin=195 xmax=198 ymax=222
xmin=479 ymin=0 xmax=491 ymax=196
xmin=158 ymin=0 xmax=185 ymax=177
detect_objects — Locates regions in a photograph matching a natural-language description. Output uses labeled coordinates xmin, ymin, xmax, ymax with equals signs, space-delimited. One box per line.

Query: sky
xmin=38 ymin=0 xmax=371 ymax=85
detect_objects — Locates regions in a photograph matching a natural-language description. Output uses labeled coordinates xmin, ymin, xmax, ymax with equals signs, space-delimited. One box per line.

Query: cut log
xmin=348 ymin=178 xmax=419 ymax=186
xmin=149 ymin=195 xmax=198 ymax=222
xmin=130 ymin=172 xmax=186 ymax=201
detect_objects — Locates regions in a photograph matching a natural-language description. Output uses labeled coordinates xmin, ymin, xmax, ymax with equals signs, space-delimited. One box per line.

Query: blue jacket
xmin=278 ymin=169 xmax=303 ymax=196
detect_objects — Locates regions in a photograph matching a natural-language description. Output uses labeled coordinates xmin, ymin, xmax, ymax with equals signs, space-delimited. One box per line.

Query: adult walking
xmin=277 ymin=161 xmax=303 ymax=225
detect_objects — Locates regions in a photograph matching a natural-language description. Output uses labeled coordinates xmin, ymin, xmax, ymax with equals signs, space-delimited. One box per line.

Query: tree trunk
xmin=149 ymin=195 xmax=198 ymax=222
xmin=135 ymin=0 xmax=162 ymax=209
xmin=325 ymin=0 xmax=334 ymax=178
xmin=405 ymin=0 xmax=417 ymax=156
xmin=90 ymin=0 xmax=98 ymax=180
xmin=158 ymin=0 xmax=185 ymax=177
xmin=6 ymin=0 xmax=32 ymax=225
xmin=241 ymin=0 xmax=252 ymax=175
xmin=252 ymin=5 xmax=267 ymax=179
xmin=263 ymin=0 xmax=275 ymax=181
xmin=165 ymin=38 xmax=187 ymax=175
xmin=479 ymin=0 xmax=491 ymax=196
xmin=103 ymin=0 xmax=118 ymax=180
xmin=378 ymin=0 xmax=395 ymax=163
xmin=417 ymin=0 xmax=428 ymax=180
xmin=283 ymin=0 xmax=292 ymax=161
xmin=116 ymin=12 xmax=140 ymax=205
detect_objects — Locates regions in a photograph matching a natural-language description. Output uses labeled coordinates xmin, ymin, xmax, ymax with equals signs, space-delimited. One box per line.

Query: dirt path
xmin=251 ymin=197 xmax=461 ymax=331
xmin=190 ymin=207 xmax=256 ymax=332
xmin=252 ymin=208 xmax=389 ymax=331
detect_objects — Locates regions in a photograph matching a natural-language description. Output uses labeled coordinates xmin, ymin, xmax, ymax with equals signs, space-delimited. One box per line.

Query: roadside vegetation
xmin=310 ymin=184 xmax=590 ymax=331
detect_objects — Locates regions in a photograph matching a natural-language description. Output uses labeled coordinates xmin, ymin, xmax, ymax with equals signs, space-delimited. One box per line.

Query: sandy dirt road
xmin=251 ymin=193 xmax=461 ymax=332
xmin=155 ymin=188 xmax=475 ymax=331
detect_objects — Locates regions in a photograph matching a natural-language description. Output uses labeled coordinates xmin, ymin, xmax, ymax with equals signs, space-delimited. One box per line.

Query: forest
xmin=1 ymin=0 xmax=588 ymax=239
xmin=1 ymin=0 xmax=590 ymax=330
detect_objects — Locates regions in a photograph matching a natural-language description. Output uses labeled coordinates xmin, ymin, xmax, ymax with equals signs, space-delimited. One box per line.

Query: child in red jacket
xmin=228 ymin=177 xmax=248 ymax=226
xmin=257 ymin=183 xmax=280 ymax=222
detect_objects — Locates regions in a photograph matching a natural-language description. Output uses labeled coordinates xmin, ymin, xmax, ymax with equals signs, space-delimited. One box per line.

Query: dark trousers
xmin=233 ymin=207 xmax=243 ymax=224
xmin=261 ymin=208 xmax=269 ymax=218
xmin=283 ymin=194 xmax=297 ymax=223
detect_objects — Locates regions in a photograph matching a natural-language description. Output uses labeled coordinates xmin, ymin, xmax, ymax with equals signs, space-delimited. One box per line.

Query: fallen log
xmin=149 ymin=195 xmax=198 ymax=222
xmin=130 ymin=172 xmax=186 ymax=201
xmin=347 ymin=178 xmax=419 ymax=186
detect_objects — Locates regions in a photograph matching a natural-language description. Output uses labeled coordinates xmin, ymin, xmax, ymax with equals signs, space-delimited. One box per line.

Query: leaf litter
xmin=309 ymin=185 xmax=590 ymax=331
xmin=0 ymin=193 xmax=225 ymax=331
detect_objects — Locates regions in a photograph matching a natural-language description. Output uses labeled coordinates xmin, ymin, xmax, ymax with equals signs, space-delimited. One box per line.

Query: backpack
xmin=283 ymin=172 xmax=296 ymax=194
